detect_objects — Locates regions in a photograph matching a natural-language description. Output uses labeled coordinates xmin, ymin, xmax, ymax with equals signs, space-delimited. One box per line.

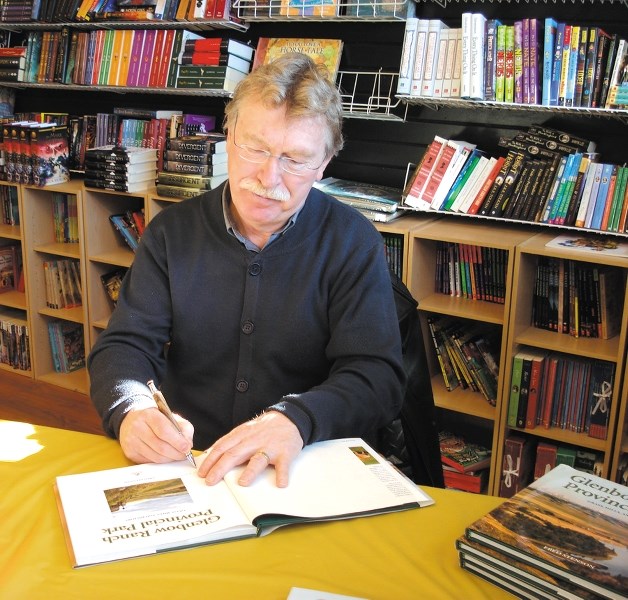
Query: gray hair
xmin=224 ymin=52 xmax=344 ymax=160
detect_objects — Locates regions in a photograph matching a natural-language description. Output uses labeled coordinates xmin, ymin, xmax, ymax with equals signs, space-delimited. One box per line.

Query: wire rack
xmin=418 ymin=0 xmax=627 ymax=6
xmin=231 ymin=0 xmax=413 ymax=20
xmin=338 ymin=70 xmax=408 ymax=119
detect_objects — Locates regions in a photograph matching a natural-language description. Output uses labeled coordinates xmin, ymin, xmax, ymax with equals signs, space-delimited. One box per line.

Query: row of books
xmin=381 ymin=232 xmax=403 ymax=280
xmin=458 ymin=463 xmax=627 ymax=599
xmin=531 ymin=258 xmax=623 ymax=339
xmin=2 ymin=120 xmax=70 ymax=187
xmin=43 ymin=259 xmax=83 ymax=310
xmin=52 ymin=192 xmax=79 ymax=244
xmin=0 ymin=317 xmax=30 ymax=372
xmin=12 ymin=30 xmax=252 ymax=92
xmin=435 ymin=241 xmax=507 ymax=305
xmin=508 ymin=349 xmax=615 ymax=440
xmin=438 ymin=431 xmax=491 ymax=494
xmin=0 ymin=244 xmax=23 ymax=294
xmin=0 ymin=184 xmax=19 ymax=226
xmin=404 ymin=126 xmax=628 ymax=234
xmin=23 ymin=0 xmax=242 ymax=23
xmin=100 ymin=267 xmax=127 ymax=307
xmin=47 ymin=319 xmax=85 ymax=373
xmin=499 ymin=434 xmax=603 ymax=498
xmin=426 ymin=315 xmax=500 ymax=405
xmin=397 ymin=14 xmax=627 ymax=110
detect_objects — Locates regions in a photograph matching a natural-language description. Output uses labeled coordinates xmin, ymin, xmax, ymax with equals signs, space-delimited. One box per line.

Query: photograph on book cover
xmin=545 ymin=234 xmax=628 ymax=257
xmin=466 ymin=464 xmax=628 ymax=599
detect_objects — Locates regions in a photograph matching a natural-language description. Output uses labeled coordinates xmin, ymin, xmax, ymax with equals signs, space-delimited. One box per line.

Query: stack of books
xmin=156 ymin=132 xmax=228 ymax=199
xmin=313 ymin=177 xmax=405 ymax=223
xmin=439 ymin=431 xmax=491 ymax=494
xmin=0 ymin=46 xmax=26 ymax=82
xmin=457 ymin=464 xmax=628 ymax=599
xmin=47 ymin=319 xmax=85 ymax=374
xmin=0 ymin=310 xmax=30 ymax=372
xmin=175 ymin=38 xmax=253 ymax=92
xmin=84 ymin=145 xmax=158 ymax=193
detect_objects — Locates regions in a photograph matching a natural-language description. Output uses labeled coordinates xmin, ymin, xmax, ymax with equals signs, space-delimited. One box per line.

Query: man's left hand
xmin=198 ymin=411 xmax=303 ymax=488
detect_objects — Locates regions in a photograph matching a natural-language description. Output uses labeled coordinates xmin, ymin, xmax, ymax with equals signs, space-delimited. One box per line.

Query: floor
xmin=0 ymin=369 xmax=103 ymax=435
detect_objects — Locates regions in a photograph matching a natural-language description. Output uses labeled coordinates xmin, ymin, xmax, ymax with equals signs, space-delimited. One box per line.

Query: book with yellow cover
xmin=55 ymin=437 xmax=434 ymax=567
xmin=253 ymin=37 xmax=343 ymax=82
xmin=280 ymin=0 xmax=338 ymax=17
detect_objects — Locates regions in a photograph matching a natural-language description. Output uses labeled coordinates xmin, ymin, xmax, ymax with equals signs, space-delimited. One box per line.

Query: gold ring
xmin=256 ymin=450 xmax=271 ymax=463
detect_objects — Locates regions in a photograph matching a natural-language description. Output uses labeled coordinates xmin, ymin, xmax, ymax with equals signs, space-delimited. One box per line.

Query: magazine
xmin=544 ymin=235 xmax=628 ymax=258
xmin=55 ymin=437 xmax=434 ymax=567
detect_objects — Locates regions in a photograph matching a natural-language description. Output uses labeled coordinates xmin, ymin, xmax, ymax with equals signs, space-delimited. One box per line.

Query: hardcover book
xmin=253 ymin=38 xmax=343 ymax=82
xmin=464 ymin=463 xmax=628 ymax=600
xmin=313 ymin=177 xmax=401 ymax=213
xmin=55 ymin=437 xmax=434 ymax=567
xmin=438 ymin=431 xmax=491 ymax=473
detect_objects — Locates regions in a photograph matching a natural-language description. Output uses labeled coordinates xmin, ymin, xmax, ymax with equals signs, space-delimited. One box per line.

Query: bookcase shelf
xmin=0 ymin=20 xmax=249 ymax=32
xmin=20 ymin=180 xmax=89 ymax=394
xmin=232 ymin=0 xmax=412 ymax=20
xmin=406 ymin=219 xmax=535 ymax=494
xmin=497 ymin=231 xmax=628 ymax=489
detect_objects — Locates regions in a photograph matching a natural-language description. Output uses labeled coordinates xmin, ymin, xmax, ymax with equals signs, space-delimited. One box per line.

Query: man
xmin=88 ymin=53 xmax=405 ymax=488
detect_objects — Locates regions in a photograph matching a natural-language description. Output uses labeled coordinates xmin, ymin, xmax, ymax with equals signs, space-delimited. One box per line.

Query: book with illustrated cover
xmin=438 ymin=431 xmax=492 ymax=473
xmin=313 ymin=177 xmax=401 ymax=213
xmin=48 ymin=319 xmax=85 ymax=373
xmin=279 ymin=0 xmax=337 ymax=17
xmin=464 ymin=464 xmax=628 ymax=600
xmin=253 ymin=38 xmax=343 ymax=82
xmin=101 ymin=268 xmax=127 ymax=307
xmin=55 ymin=437 xmax=434 ymax=567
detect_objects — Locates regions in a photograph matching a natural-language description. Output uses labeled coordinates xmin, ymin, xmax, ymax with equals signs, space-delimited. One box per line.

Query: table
xmin=0 ymin=420 xmax=511 ymax=600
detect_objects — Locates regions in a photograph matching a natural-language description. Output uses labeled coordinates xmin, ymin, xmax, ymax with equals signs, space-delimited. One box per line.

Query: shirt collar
xmin=222 ymin=181 xmax=303 ymax=252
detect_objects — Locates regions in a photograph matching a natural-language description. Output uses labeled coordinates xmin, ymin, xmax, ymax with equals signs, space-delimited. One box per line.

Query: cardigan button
xmin=248 ymin=263 xmax=262 ymax=276
xmin=242 ymin=321 xmax=254 ymax=334
xmin=236 ymin=379 xmax=249 ymax=392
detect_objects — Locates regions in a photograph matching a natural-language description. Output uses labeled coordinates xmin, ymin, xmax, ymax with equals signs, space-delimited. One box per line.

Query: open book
xmin=55 ymin=437 xmax=434 ymax=567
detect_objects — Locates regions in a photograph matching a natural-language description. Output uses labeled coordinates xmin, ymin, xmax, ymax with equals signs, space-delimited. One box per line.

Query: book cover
xmin=253 ymin=38 xmax=343 ymax=82
xmin=587 ymin=360 xmax=615 ymax=440
xmin=408 ymin=19 xmax=431 ymax=97
xmin=279 ymin=0 xmax=337 ymax=17
xmin=313 ymin=177 xmax=400 ymax=212
xmin=465 ymin=463 xmax=628 ymax=599
xmin=396 ymin=17 xmax=418 ymax=95
xmin=30 ymin=125 xmax=70 ymax=187
xmin=499 ymin=434 xmax=534 ymax=498
xmin=55 ymin=437 xmax=434 ymax=567
xmin=438 ymin=431 xmax=491 ymax=473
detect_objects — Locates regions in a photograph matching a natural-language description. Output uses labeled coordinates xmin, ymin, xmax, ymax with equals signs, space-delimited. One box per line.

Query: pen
xmin=147 ymin=380 xmax=197 ymax=467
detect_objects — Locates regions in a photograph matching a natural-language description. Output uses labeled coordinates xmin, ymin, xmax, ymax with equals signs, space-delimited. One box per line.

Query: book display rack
xmin=0 ymin=0 xmax=626 ymax=491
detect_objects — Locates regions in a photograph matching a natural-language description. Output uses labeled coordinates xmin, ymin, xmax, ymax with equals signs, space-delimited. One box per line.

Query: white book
xmin=397 ymin=18 xmax=419 ymax=94
xmin=458 ymin=156 xmax=498 ymax=213
xmin=460 ymin=12 xmax=473 ymax=98
xmin=432 ymin=29 xmax=452 ymax=98
xmin=441 ymin=28 xmax=461 ymax=98
xmin=430 ymin=141 xmax=477 ymax=210
xmin=420 ymin=20 xmax=448 ymax=97
xmin=469 ymin=13 xmax=487 ymax=100
xmin=409 ymin=19 xmax=430 ymax=96
xmin=54 ymin=437 xmax=435 ymax=567
xmin=583 ymin=162 xmax=605 ymax=229
xmin=450 ymin=155 xmax=489 ymax=212
xmin=450 ymin=28 xmax=463 ymax=98
xmin=574 ymin=160 xmax=599 ymax=227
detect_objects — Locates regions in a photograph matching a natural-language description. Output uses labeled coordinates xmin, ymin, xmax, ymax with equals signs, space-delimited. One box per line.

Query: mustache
xmin=239 ymin=178 xmax=291 ymax=202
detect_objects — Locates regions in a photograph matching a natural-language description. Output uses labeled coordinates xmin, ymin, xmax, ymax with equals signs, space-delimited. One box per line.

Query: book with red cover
xmin=498 ymin=434 xmax=534 ymax=498
xmin=524 ymin=349 xmax=548 ymax=429
xmin=533 ymin=441 xmax=557 ymax=479
xmin=438 ymin=431 xmax=492 ymax=474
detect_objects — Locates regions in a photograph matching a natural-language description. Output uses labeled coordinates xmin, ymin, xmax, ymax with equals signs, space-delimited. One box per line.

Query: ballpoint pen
xmin=147 ymin=379 xmax=197 ymax=467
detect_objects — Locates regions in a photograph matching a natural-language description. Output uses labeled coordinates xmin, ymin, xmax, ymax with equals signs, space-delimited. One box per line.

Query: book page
xmin=56 ymin=461 xmax=255 ymax=566
xmin=220 ymin=438 xmax=434 ymax=533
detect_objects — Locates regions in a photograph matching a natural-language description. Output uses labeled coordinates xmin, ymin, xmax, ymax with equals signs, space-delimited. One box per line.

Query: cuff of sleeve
xmin=267 ymin=401 xmax=313 ymax=446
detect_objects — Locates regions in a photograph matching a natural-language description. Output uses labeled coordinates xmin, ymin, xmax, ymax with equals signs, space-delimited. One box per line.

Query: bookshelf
xmin=0 ymin=181 xmax=30 ymax=377
xmin=0 ymin=0 xmax=626 ymax=490
xmin=499 ymin=232 xmax=628 ymax=488
xmin=20 ymin=180 xmax=89 ymax=393
xmin=406 ymin=219 xmax=534 ymax=494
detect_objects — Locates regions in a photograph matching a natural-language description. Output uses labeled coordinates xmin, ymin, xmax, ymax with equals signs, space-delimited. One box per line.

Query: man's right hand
xmin=119 ymin=408 xmax=194 ymax=464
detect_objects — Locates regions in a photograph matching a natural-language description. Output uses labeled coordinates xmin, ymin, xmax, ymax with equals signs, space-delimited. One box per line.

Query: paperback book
xmin=55 ymin=437 xmax=435 ymax=567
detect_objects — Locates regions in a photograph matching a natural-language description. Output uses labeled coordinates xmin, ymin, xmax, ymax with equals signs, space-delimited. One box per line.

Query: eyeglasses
xmin=232 ymin=119 xmax=324 ymax=177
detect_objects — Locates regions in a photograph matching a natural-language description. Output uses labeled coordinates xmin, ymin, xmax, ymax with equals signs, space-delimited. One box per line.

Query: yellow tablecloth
xmin=0 ymin=420 xmax=511 ymax=600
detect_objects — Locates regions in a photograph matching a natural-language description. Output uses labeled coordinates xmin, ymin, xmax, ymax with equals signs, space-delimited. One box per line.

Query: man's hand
xmin=198 ymin=411 xmax=303 ymax=488
xmin=119 ymin=408 xmax=195 ymax=464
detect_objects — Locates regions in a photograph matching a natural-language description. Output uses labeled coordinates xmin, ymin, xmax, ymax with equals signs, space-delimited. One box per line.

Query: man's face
xmin=226 ymin=100 xmax=331 ymax=235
